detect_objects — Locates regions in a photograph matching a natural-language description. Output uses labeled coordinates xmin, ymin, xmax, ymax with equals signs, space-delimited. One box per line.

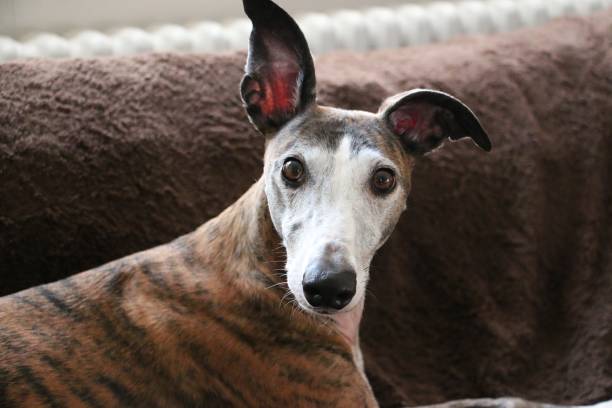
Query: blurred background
xmin=2 ymin=0 xmax=428 ymax=37
xmin=0 ymin=0 xmax=610 ymax=61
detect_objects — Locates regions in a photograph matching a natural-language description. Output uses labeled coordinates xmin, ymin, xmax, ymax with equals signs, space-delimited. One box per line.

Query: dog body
xmin=0 ymin=0 xmax=492 ymax=406
xmin=0 ymin=180 xmax=377 ymax=406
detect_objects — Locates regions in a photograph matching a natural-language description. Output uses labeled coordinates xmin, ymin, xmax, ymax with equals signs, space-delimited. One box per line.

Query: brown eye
xmin=282 ymin=158 xmax=304 ymax=185
xmin=371 ymin=168 xmax=396 ymax=194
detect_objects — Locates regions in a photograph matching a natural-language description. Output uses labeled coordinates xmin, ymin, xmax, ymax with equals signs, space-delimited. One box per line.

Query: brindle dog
xmin=0 ymin=0 xmax=495 ymax=406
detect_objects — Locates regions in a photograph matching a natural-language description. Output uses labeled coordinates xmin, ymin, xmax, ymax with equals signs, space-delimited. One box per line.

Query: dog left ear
xmin=379 ymin=89 xmax=491 ymax=154
xmin=241 ymin=0 xmax=317 ymax=135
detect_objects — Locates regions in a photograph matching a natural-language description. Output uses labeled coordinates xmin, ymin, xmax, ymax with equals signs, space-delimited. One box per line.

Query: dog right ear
xmin=379 ymin=89 xmax=491 ymax=154
xmin=241 ymin=0 xmax=317 ymax=135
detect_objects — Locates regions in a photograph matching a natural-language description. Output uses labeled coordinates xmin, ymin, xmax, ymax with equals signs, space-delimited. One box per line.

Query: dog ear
xmin=379 ymin=89 xmax=491 ymax=154
xmin=241 ymin=0 xmax=316 ymax=135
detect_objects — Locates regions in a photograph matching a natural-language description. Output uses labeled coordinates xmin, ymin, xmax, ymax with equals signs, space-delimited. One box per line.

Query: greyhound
xmin=11 ymin=0 xmax=604 ymax=407
xmin=239 ymin=0 xmax=491 ymax=378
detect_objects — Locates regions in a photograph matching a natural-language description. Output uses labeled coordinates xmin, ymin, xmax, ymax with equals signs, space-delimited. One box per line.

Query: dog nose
xmin=302 ymin=264 xmax=356 ymax=310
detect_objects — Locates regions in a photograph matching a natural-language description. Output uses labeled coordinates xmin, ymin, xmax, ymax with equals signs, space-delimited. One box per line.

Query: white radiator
xmin=0 ymin=0 xmax=610 ymax=62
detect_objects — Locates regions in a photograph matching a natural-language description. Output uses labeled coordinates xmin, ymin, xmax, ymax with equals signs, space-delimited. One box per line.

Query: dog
xmin=0 ymin=0 xmax=494 ymax=406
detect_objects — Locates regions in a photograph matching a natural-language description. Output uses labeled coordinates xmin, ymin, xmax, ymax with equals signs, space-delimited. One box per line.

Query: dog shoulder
xmin=0 ymin=237 xmax=209 ymax=406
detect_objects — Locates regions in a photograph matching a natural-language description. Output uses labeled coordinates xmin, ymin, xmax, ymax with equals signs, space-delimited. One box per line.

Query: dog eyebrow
xmin=349 ymin=134 xmax=377 ymax=156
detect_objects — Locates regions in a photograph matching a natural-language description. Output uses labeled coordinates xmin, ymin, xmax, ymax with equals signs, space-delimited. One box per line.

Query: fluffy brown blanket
xmin=1 ymin=9 xmax=611 ymax=407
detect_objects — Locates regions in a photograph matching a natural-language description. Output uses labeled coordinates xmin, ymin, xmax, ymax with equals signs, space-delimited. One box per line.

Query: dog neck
xmin=195 ymin=179 xmax=283 ymax=279
xmin=192 ymin=178 xmax=364 ymax=350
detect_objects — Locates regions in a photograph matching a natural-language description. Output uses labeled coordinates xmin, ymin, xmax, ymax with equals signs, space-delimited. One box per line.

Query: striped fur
xmin=0 ymin=181 xmax=378 ymax=407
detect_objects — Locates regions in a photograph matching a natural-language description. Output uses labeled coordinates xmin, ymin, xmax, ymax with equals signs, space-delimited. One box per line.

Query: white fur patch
xmin=273 ymin=135 xmax=404 ymax=313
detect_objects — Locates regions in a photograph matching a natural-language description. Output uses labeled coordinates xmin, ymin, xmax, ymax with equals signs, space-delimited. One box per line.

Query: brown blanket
xmin=1 ymin=9 xmax=611 ymax=407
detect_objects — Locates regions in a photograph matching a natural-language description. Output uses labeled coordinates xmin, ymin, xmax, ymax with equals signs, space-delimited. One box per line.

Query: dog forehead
xmin=300 ymin=135 xmax=383 ymax=178
xmin=273 ymin=106 xmax=403 ymax=159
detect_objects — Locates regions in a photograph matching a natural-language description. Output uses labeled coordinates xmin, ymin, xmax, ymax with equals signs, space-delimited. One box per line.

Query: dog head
xmin=241 ymin=0 xmax=491 ymax=315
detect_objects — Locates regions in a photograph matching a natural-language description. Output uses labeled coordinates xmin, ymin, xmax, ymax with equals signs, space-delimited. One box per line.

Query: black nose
xmin=302 ymin=265 xmax=356 ymax=310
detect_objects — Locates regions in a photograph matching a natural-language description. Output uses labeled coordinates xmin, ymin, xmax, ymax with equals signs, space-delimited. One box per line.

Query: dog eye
xmin=281 ymin=158 xmax=305 ymax=186
xmin=371 ymin=168 xmax=396 ymax=195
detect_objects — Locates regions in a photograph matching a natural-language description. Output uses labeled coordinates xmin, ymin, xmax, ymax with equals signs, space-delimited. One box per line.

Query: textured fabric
xmin=1 ymin=10 xmax=612 ymax=407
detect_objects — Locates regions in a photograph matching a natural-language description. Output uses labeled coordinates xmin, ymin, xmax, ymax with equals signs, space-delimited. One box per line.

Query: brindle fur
xmin=0 ymin=178 xmax=377 ymax=407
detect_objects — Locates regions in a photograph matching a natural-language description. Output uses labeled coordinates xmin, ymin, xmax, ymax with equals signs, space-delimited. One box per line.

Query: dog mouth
xmin=304 ymin=306 xmax=336 ymax=315
xmin=294 ymin=297 xmax=359 ymax=316
xmin=295 ymin=297 xmax=364 ymax=345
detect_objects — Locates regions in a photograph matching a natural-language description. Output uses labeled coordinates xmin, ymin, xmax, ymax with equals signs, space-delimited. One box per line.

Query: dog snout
xmin=302 ymin=259 xmax=356 ymax=311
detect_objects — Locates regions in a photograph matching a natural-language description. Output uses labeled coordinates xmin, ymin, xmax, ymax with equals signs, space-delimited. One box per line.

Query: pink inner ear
xmin=390 ymin=107 xmax=420 ymax=136
xmin=260 ymin=69 xmax=298 ymax=118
